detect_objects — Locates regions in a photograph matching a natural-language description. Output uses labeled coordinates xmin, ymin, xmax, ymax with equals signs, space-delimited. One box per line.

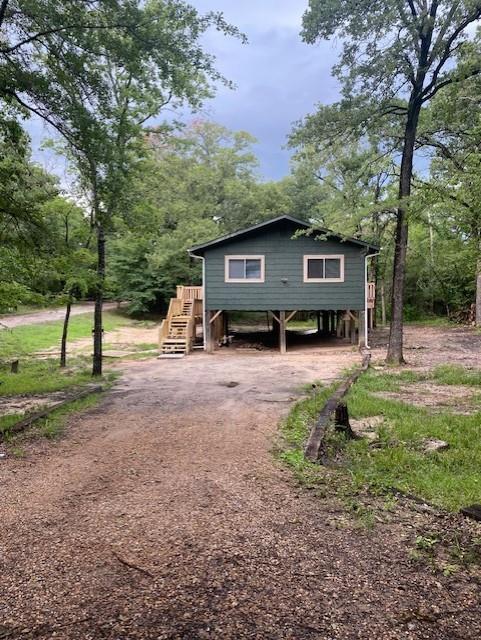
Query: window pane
xmin=307 ymin=258 xmax=324 ymax=279
xmin=229 ymin=259 xmax=245 ymax=279
xmin=325 ymin=258 xmax=341 ymax=279
xmin=245 ymin=259 xmax=261 ymax=279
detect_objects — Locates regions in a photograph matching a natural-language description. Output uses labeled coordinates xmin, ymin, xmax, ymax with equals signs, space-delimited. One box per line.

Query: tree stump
xmin=334 ymin=402 xmax=358 ymax=440
xmin=10 ymin=360 xmax=19 ymax=374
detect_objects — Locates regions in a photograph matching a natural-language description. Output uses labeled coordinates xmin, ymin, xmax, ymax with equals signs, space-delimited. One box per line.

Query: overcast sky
xmin=28 ymin=1 xmax=340 ymax=181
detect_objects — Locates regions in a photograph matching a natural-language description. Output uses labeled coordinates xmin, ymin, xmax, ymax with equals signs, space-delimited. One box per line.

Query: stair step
xmin=158 ymin=354 xmax=185 ymax=359
xmin=161 ymin=291 xmax=197 ymax=358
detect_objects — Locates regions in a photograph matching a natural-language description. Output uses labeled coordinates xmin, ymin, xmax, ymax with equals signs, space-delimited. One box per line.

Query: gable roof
xmin=189 ymin=215 xmax=380 ymax=256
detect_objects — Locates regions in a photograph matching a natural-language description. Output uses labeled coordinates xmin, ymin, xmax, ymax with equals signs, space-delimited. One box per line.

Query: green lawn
xmin=0 ymin=311 xmax=128 ymax=437
xmin=0 ymin=311 xmax=129 ymax=359
xmin=0 ymin=358 xmax=94 ymax=396
xmin=0 ymin=390 xmax=104 ymax=438
xmin=280 ymin=365 xmax=481 ymax=511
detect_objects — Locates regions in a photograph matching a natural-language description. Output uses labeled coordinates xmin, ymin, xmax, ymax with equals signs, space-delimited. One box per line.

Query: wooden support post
xmin=322 ymin=311 xmax=329 ymax=335
xmin=271 ymin=310 xmax=280 ymax=340
xmin=343 ymin=312 xmax=350 ymax=341
xmin=358 ymin=310 xmax=366 ymax=347
xmin=204 ymin=309 xmax=214 ymax=353
xmin=223 ymin=311 xmax=229 ymax=339
xmin=336 ymin=311 xmax=343 ymax=338
xmin=316 ymin=311 xmax=321 ymax=334
xmin=331 ymin=310 xmax=336 ymax=335
xmin=279 ymin=311 xmax=287 ymax=354
xmin=350 ymin=313 xmax=357 ymax=345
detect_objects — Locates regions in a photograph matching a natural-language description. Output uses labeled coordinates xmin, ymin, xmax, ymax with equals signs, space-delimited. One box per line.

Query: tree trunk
xmin=476 ymin=256 xmax=481 ymax=327
xmin=380 ymin=281 xmax=387 ymax=327
xmin=428 ymin=211 xmax=435 ymax=314
xmin=387 ymin=100 xmax=421 ymax=364
xmin=60 ymin=297 xmax=72 ymax=368
xmin=475 ymin=234 xmax=481 ymax=326
xmin=92 ymin=224 xmax=105 ymax=376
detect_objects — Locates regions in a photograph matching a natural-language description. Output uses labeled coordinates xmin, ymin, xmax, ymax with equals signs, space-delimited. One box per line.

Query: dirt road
xmin=0 ymin=302 xmax=118 ymax=329
xmin=0 ymin=330 xmax=480 ymax=639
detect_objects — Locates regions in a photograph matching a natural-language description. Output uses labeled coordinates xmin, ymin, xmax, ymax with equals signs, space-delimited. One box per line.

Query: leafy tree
xmin=1 ymin=1 xmax=242 ymax=375
xmin=0 ymin=117 xmax=56 ymax=245
xmin=41 ymin=197 xmax=94 ymax=366
xmin=0 ymin=118 xmax=60 ymax=312
xmin=108 ymin=121 xmax=283 ymax=313
xmin=298 ymin=1 xmax=481 ymax=363
xmin=287 ymin=140 xmax=398 ymax=323
xmin=415 ymin=65 xmax=481 ymax=323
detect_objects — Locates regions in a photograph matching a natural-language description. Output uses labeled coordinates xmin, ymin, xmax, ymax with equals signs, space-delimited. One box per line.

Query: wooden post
xmin=322 ymin=311 xmax=329 ymax=335
xmin=279 ymin=311 xmax=287 ymax=354
xmin=271 ymin=310 xmax=280 ymax=341
xmin=350 ymin=313 xmax=357 ymax=345
xmin=343 ymin=312 xmax=350 ymax=341
xmin=223 ymin=311 xmax=229 ymax=339
xmin=358 ymin=310 xmax=366 ymax=347
xmin=316 ymin=311 xmax=321 ymax=334
xmin=336 ymin=311 xmax=343 ymax=338
xmin=205 ymin=309 xmax=214 ymax=353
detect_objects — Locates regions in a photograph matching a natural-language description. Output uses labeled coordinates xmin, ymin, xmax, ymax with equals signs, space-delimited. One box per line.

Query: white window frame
xmin=225 ymin=255 xmax=265 ymax=283
xmin=303 ymin=254 xmax=345 ymax=283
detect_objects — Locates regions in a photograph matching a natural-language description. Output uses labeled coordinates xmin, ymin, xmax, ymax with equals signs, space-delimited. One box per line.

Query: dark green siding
xmin=204 ymin=223 xmax=367 ymax=311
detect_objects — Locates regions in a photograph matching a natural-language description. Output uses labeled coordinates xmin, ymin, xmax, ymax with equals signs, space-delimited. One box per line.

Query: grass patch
xmin=405 ymin=316 xmax=453 ymax=327
xmin=359 ymin=364 xmax=481 ymax=393
xmin=346 ymin=377 xmax=481 ymax=511
xmin=0 ymin=358 xmax=96 ymax=396
xmin=277 ymin=383 xmax=338 ymax=487
xmin=279 ymin=366 xmax=481 ymax=512
xmin=431 ymin=363 xmax=481 ymax=386
xmin=0 ymin=311 xmax=130 ymax=359
xmin=0 ymin=412 xmax=25 ymax=435
xmin=1 ymin=390 xmax=104 ymax=442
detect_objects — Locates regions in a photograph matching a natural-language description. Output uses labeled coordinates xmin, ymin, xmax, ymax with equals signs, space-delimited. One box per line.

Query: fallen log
xmin=0 ymin=385 xmax=103 ymax=441
xmin=304 ymin=353 xmax=370 ymax=463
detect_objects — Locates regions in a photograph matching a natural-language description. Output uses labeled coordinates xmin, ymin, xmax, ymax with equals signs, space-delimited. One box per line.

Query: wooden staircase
xmin=159 ymin=287 xmax=202 ymax=358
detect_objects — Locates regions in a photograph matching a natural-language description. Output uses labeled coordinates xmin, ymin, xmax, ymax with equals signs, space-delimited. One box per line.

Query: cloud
xmin=27 ymin=0 xmax=338 ymax=182
xmin=160 ymin=1 xmax=339 ymax=179
xmin=192 ymin=0 xmax=306 ymax=30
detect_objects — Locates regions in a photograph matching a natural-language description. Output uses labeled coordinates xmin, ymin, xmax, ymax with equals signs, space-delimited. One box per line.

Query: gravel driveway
xmin=0 ymin=302 xmax=118 ymax=329
xmin=0 ymin=339 xmax=479 ymax=639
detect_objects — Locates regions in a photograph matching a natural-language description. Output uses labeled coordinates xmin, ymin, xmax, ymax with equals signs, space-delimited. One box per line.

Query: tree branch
xmin=414 ymin=176 xmax=476 ymax=215
xmin=422 ymin=7 xmax=481 ymax=98
xmin=423 ymin=67 xmax=481 ymax=102
xmin=407 ymin=0 xmax=418 ymax=19
xmin=1 ymin=22 xmax=131 ymax=54
xmin=5 ymin=89 xmax=85 ymax=155
xmin=0 ymin=0 xmax=9 ymax=30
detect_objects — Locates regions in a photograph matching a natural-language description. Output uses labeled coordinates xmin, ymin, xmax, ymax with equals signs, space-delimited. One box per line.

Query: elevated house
xmin=159 ymin=215 xmax=379 ymax=356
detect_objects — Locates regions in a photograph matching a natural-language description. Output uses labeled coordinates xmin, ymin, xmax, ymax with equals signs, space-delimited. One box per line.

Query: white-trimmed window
xmin=225 ymin=255 xmax=265 ymax=283
xmin=303 ymin=255 xmax=344 ymax=283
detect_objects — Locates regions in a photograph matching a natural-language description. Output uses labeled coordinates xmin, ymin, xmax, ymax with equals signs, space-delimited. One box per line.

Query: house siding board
xmin=203 ymin=225 xmax=366 ymax=311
